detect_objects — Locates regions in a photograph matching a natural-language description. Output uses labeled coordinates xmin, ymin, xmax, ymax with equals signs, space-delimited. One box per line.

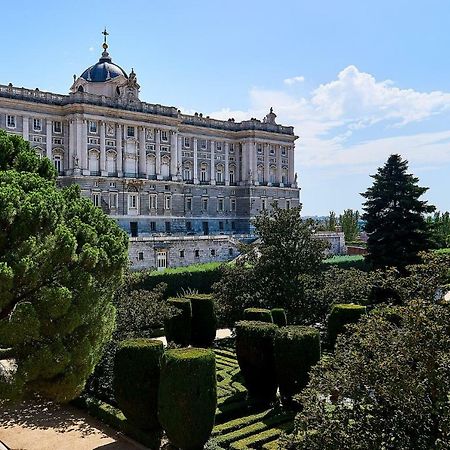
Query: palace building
xmin=0 ymin=32 xmax=301 ymax=268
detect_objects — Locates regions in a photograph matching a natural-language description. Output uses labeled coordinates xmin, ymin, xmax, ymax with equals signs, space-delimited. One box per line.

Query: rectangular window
xmin=53 ymin=121 xmax=62 ymax=133
xmin=6 ymin=115 xmax=16 ymax=128
xmin=150 ymin=221 xmax=156 ymax=232
xmin=261 ymin=199 xmax=267 ymax=210
xmin=33 ymin=118 xmax=41 ymax=131
xmin=257 ymin=144 xmax=263 ymax=154
xmin=218 ymin=198 xmax=224 ymax=212
xmin=165 ymin=221 xmax=171 ymax=233
xmin=89 ymin=121 xmax=98 ymax=133
xmin=281 ymin=146 xmax=287 ymax=156
xmin=211 ymin=249 xmax=216 ymax=256
xmin=180 ymin=250 xmax=185 ymax=258
xmin=109 ymin=182 xmax=116 ymax=188
xmin=53 ymin=138 xmax=63 ymax=144
xmin=216 ymin=142 xmax=222 ymax=151
xmin=157 ymin=250 xmax=167 ymax=269
xmin=229 ymin=248 xmax=233 ymax=256
xmin=161 ymin=130 xmax=168 ymax=141
xmin=270 ymin=146 xmax=275 ymax=155
xmin=186 ymin=197 xmax=192 ymax=211
xmin=201 ymin=140 xmax=207 ymax=149
xmin=127 ymin=126 xmax=135 ymax=137
xmin=194 ymin=249 xmax=200 ymax=258
xmin=128 ymin=193 xmax=138 ymax=209
xmin=164 ymin=195 xmax=171 ymax=210
xmin=184 ymin=137 xmax=190 ymax=148
xmin=286 ymin=200 xmax=291 ymax=209
xmin=186 ymin=221 xmax=192 ymax=231
xmin=231 ymin=221 xmax=236 ymax=230
xmin=219 ymin=221 xmax=224 ymax=231
xmin=149 ymin=194 xmax=157 ymax=210
xmin=109 ymin=192 xmax=118 ymax=209
xmin=138 ymin=252 xmax=144 ymax=261
xmin=230 ymin=198 xmax=236 ymax=212
xmin=92 ymin=192 xmax=100 ymax=207
xmin=130 ymin=222 xmax=138 ymax=237
xmin=202 ymin=198 xmax=208 ymax=211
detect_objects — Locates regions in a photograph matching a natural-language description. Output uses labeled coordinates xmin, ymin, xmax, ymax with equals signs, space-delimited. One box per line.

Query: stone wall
xmin=314 ymin=232 xmax=346 ymax=255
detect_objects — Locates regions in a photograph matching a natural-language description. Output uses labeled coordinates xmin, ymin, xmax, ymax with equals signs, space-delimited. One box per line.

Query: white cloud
xmin=284 ymin=76 xmax=305 ymax=85
xmin=89 ymin=47 xmax=95 ymax=52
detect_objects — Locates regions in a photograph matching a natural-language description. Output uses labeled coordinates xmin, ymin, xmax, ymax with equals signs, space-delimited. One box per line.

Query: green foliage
xmin=362 ymin=154 xmax=435 ymax=270
xmin=130 ymin=263 xmax=223 ymax=297
xmin=327 ymin=303 xmax=367 ymax=348
xmin=271 ymin=308 xmax=287 ymax=327
xmin=289 ymin=300 xmax=450 ymax=449
xmin=185 ymin=294 xmax=217 ymax=348
xmin=339 ymin=209 xmax=360 ymax=242
xmin=113 ymin=339 xmax=163 ymax=430
xmin=323 ymin=254 xmax=367 ymax=270
xmin=427 ymin=211 xmax=450 ymax=249
xmin=243 ymin=308 xmax=273 ymax=323
xmin=158 ymin=348 xmax=217 ymax=450
xmin=0 ymin=132 xmax=128 ymax=403
xmin=274 ymin=326 xmax=320 ymax=407
xmin=164 ymin=298 xmax=192 ymax=346
xmin=235 ymin=321 xmax=278 ymax=406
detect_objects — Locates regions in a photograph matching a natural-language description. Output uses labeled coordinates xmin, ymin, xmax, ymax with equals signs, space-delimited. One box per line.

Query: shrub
xmin=113 ymin=338 xmax=163 ymax=430
xmin=185 ymin=294 xmax=217 ymax=347
xmin=271 ymin=308 xmax=287 ymax=327
xmin=158 ymin=348 xmax=217 ymax=450
xmin=235 ymin=321 xmax=278 ymax=405
xmin=327 ymin=303 xmax=367 ymax=348
xmin=164 ymin=298 xmax=192 ymax=346
xmin=274 ymin=326 xmax=321 ymax=407
xmin=243 ymin=308 xmax=273 ymax=323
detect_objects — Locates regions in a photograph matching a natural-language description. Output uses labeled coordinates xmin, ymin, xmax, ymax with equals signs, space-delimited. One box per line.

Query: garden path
xmin=156 ymin=328 xmax=232 ymax=346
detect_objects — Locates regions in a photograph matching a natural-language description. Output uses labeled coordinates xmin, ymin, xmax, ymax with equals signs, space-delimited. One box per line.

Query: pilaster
xmin=193 ymin=138 xmax=199 ymax=184
xmin=46 ymin=119 xmax=52 ymax=159
xmin=210 ymin=140 xmax=216 ymax=185
xmin=100 ymin=121 xmax=107 ymax=176
xmin=138 ymin=126 xmax=146 ymax=178
xmin=117 ymin=124 xmax=123 ymax=177
xmin=156 ymin=129 xmax=162 ymax=180
xmin=224 ymin=142 xmax=230 ymax=186
xmin=171 ymin=130 xmax=178 ymax=180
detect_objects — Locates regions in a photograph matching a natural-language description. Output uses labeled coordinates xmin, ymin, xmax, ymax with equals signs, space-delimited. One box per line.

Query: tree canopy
xmin=362 ymin=154 xmax=434 ymax=270
xmin=0 ymin=130 xmax=129 ymax=403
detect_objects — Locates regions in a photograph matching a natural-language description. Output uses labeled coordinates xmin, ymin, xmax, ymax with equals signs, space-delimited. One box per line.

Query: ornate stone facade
xmin=0 ymin=33 xmax=300 ymax=241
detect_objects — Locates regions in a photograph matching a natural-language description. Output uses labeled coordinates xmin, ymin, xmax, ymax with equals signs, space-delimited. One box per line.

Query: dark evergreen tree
xmin=361 ymin=154 xmax=434 ymax=270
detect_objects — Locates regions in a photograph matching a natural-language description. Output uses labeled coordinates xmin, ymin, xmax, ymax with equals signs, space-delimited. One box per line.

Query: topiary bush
xmin=185 ymin=294 xmax=217 ymax=347
xmin=113 ymin=338 xmax=163 ymax=430
xmin=158 ymin=348 xmax=217 ymax=450
xmin=327 ymin=303 xmax=367 ymax=348
xmin=235 ymin=321 xmax=278 ymax=406
xmin=271 ymin=308 xmax=287 ymax=327
xmin=243 ymin=308 xmax=273 ymax=323
xmin=164 ymin=298 xmax=192 ymax=346
xmin=274 ymin=326 xmax=320 ymax=407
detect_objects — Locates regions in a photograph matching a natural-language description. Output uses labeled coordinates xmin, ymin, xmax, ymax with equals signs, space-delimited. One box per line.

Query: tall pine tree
xmin=361 ymin=154 xmax=434 ymax=270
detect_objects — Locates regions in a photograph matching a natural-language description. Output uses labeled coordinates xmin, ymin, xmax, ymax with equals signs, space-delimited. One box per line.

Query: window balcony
xmin=90 ymin=171 xmax=100 ymax=176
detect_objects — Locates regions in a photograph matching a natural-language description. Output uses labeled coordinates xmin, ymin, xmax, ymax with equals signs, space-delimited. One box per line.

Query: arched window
xmin=282 ymin=168 xmax=288 ymax=184
xmin=161 ymin=155 xmax=170 ymax=178
xmin=77 ymin=85 xmax=84 ymax=93
xmin=269 ymin=166 xmax=277 ymax=184
xmin=183 ymin=162 xmax=192 ymax=181
xmin=257 ymin=165 xmax=264 ymax=183
xmin=229 ymin=165 xmax=236 ymax=184
xmin=53 ymin=155 xmax=63 ymax=174
xmin=200 ymin=163 xmax=208 ymax=182
xmin=147 ymin=155 xmax=156 ymax=176
xmin=216 ymin=164 xmax=224 ymax=183
xmin=34 ymin=147 xmax=45 ymax=159
xmin=106 ymin=150 xmax=117 ymax=175
xmin=89 ymin=149 xmax=100 ymax=175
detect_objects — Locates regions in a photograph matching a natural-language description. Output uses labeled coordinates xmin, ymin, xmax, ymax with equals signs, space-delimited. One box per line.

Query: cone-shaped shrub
xmin=274 ymin=326 xmax=320 ymax=407
xmin=243 ymin=308 xmax=273 ymax=323
xmin=235 ymin=320 xmax=278 ymax=406
xmin=164 ymin=298 xmax=192 ymax=346
xmin=328 ymin=303 xmax=367 ymax=348
xmin=185 ymin=294 xmax=217 ymax=347
xmin=113 ymin=338 xmax=163 ymax=430
xmin=271 ymin=308 xmax=287 ymax=327
xmin=158 ymin=348 xmax=217 ymax=450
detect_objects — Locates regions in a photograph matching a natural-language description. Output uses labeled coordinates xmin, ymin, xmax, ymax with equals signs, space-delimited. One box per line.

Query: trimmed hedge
xmin=164 ymin=298 xmax=192 ymax=346
xmin=243 ymin=308 xmax=273 ymax=323
xmin=271 ymin=308 xmax=287 ymax=327
xmin=185 ymin=294 xmax=217 ymax=347
xmin=113 ymin=338 xmax=163 ymax=430
xmin=235 ymin=321 xmax=278 ymax=406
xmin=274 ymin=326 xmax=320 ymax=407
xmin=328 ymin=303 xmax=367 ymax=348
xmin=158 ymin=348 xmax=217 ymax=450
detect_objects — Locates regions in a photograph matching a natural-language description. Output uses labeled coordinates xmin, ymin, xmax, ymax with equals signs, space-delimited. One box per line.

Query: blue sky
xmin=2 ymin=0 xmax=450 ymax=215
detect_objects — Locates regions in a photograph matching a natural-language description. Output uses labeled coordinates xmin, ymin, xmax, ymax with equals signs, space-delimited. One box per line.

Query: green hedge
xmin=274 ymin=326 xmax=320 ymax=407
xmin=235 ymin=321 xmax=278 ymax=406
xmin=158 ymin=348 xmax=217 ymax=450
xmin=185 ymin=294 xmax=217 ymax=347
xmin=271 ymin=308 xmax=287 ymax=327
xmin=164 ymin=298 xmax=192 ymax=346
xmin=328 ymin=303 xmax=367 ymax=348
xmin=113 ymin=338 xmax=163 ymax=430
xmin=323 ymin=255 xmax=368 ymax=271
xmin=131 ymin=263 xmax=223 ymax=297
xmin=243 ymin=308 xmax=273 ymax=323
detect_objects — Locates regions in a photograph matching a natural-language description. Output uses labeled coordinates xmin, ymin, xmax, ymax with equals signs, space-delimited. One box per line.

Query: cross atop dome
xmin=102 ymin=28 xmax=109 ymax=51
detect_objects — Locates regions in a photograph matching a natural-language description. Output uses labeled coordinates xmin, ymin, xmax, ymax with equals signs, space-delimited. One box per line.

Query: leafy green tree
xmin=324 ymin=211 xmax=337 ymax=231
xmin=286 ymin=299 xmax=450 ymax=450
xmin=427 ymin=211 xmax=450 ymax=249
xmin=339 ymin=209 xmax=360 ymax=242
xmin=361 ymin=154 xmax=435 ymax=270
xmin=0 ymin=130 xmax=128 ymax=403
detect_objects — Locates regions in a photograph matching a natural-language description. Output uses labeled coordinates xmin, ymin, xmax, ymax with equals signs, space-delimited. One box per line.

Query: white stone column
xmin=68 ymin=119 xmax=74 ymax=172
xmin=170 ymin=130 xmax=178 ymax=180
xmin=139 ymin=126 xmax=146 ymax=178
xmin=46 ymin=120 xmax=52 ymax=159
xmin=193 ymin=138 xmax=199 ymax=184
xmin=22 ymin=116 xmax=29 ymax=141
xmin=177 ymin=135 xmax=182 ymax=179
xmin=81 ymin=119 xmax=88 ymax=175
xmin=241 ymin=142 xmax=248 ymax=185
xmin=156 ymin=129 xmax=162 ymax=180
xmin=100 ymin=121 xmax=107 ymax=176
xmin=249 ymin=141 xmax=257 ymax=185
xmin=235 ymin=144 xmax=240 ymax=183
xmin=224 ymin=142 xmax=230 ymax=186
xmin=288 ymin=146 xmax=295 ymax=186
xmin=117 ymin=124 xmax=123 ymax=176
xmin=277 ymin=145 xmax=283 ymax=186
xmin=264 ymin=143 xmax=270 ymax=185
xmin=210 ymin=140 xmax=216 ymax=185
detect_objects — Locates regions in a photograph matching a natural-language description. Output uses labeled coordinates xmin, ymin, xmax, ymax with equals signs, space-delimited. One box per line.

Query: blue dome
xmin=80 ymin=52 xmax=127 ymax=82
